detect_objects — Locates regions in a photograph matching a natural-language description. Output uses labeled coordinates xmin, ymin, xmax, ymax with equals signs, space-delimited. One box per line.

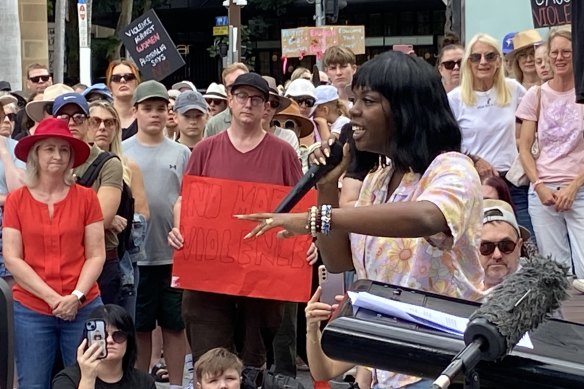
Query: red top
xmin=186 ymin=131 xmax=302 ymax=185
xmin=3 ymin=184 xmax=104 ymax=314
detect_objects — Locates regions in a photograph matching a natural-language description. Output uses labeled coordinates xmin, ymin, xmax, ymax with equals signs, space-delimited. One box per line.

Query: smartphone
xmin=318 ymin=265 xmax=346 ymax=306
xmin=393 ymin=44 xmax=415 ymax=55
xmin=85 ymin=319 xmax=108 ymax=359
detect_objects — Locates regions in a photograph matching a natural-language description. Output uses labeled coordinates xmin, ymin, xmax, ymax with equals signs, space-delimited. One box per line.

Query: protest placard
xmin=172 ymin=176 xmax=316 ymax=303
xmin=531 ymin=0 xmax=571 ymax=28
xmin=119 ymin=9 xmax=185 ymax=81
xmin=282 ymin=26 xmax=365 ymax=58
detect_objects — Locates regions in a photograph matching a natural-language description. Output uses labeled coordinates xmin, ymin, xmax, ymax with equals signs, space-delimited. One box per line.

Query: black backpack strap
xmin=77 ymin=151 xmax=118 ymax=187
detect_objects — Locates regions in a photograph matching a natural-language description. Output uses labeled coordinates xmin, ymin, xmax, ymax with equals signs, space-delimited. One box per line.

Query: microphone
xmin=432 ymin=255 xmax=570 ymax=389
xmin=274 ymin=141 xmax=344 ymax=213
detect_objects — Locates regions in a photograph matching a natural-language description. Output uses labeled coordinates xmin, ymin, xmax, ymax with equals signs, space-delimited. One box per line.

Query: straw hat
xmin=15 ymin=117 xmax=90 ymax=167
xmin=203 ymin=82 xmax=227 ymax=100
xmin=273 ymin=100 xmax=314 ymax=138
xmin=26 ymin=84 xmax=74 ymax=122
xmin=510 ymin=30 xmax=543 ymax=57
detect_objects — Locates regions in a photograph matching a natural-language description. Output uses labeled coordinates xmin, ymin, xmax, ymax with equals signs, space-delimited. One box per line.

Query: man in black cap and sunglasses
xmin=480 ymin=199 xmax=530 ymax=291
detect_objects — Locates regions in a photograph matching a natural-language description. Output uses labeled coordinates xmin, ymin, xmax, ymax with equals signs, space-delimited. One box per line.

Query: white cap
xmin=171 ymin=80 xmax=196 ymax=92
xmin=314 ymin=85 xmax=339 ymax=106
xmin=284 ymin=78 xmax=316 ymax=99
xmin=483 ymin=199 xmax=530 ymax=240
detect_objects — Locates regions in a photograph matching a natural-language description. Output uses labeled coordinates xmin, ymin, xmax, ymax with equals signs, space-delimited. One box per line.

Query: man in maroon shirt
xmin=168 ymin=73 xmax=303 ymax=378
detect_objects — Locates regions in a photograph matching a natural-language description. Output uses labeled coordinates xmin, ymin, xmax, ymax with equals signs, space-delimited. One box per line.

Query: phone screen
xmin=318 ymin=265 xmax=346 ymax=306
xmin=85 ymin=319 xmax=108 ymax=359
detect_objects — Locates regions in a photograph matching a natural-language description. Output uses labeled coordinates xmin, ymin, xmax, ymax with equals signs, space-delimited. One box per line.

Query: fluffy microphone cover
xmin=469 ymin=255 xmax=569 ymax=354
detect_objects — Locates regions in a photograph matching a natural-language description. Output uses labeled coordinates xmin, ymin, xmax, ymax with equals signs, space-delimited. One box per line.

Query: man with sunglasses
xmin=480 ymin=199 xmax=530 ymax=291
xmin=26 ymin=63 xmax=53 ymax=95
xmin=52 ymin=93 xmax=125 ymax=307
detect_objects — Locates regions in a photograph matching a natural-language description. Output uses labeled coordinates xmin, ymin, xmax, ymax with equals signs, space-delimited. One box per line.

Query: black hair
xmin=87 ymin=304 xmax=137 ymax=374
xmin=351 ymin=51 xmax=461 ymax=173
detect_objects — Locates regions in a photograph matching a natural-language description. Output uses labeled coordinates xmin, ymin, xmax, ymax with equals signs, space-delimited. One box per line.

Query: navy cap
xmin=52 ymin=93 xmax=90 ymax=116
xmin=502 ymin=32 xmax=516 ymax=55
xmin=83 ymin=83 xmax=113 ymax=102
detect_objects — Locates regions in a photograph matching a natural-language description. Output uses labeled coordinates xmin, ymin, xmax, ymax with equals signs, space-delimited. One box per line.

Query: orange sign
xmin=172 ymin=176 xmax=316 ymax=302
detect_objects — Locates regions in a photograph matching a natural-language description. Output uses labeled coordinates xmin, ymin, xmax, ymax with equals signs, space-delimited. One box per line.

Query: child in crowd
xmin=311 ymin=85 xmax=351 ymax=140
xmin=195 ymin=348 xmax=243 ymax=389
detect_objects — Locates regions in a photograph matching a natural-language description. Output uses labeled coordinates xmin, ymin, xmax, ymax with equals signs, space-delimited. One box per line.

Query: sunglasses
xmin=441 ymin=60 xmax=462 ymax=70
xmin=468 ymin=52 xmax=499 ymax=63
xmin=3 ymin=113 xmax=16 ymax=122
xmin=479 ymin=239 xmax=518 ymax=256
xmin=29 ymin=75 xmax=51 ymax=83
xmin=89 ymin=117 xmax=117 ymax=129
xmin=109 ymin=330 xmax=128 ymax=344
xmin=110 ymin=73 xmax=137 ymax=83
xmin=272 ymin=119 xmax=297 ymax=130
xmin=291 ymin=96 xmax=315 ymax=108
xmin=56 ymin=113 xmax=87 ymax=125
xmin=206 ymin=98 xmax=225 ymax=105
xmin=269 ymin=99 xmax=281 ymax=109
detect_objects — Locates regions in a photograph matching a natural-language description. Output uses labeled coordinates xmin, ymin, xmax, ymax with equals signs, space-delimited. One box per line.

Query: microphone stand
xmin=432 ymin=339 xmax=483 ymax=389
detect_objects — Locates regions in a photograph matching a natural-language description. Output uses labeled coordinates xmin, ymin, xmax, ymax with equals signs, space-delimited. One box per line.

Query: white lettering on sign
xmin=124 ymin=17 xmax=153 ymax=37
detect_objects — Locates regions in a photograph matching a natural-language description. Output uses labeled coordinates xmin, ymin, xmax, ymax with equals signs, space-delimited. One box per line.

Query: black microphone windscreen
xmin=468 ymin=255 xmax=569 ymax=354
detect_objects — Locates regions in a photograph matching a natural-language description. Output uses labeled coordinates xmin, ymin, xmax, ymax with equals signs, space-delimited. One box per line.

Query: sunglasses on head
xmin=468 ymin=52 xmax=499 ymax=63
xmin=110 ymin=73 xmax=137 ymax=83
xmin=55 ymin=113 xmax=87 ymax=125
xmin=291 ymin=96 xmax=315 ymax=108
xmin=441 ymin=60 xmax=462 ymax=70
xmin=206 ymin=98 xmax=225 ymax=105
xmin=479 ymin=239 xmax=517 ymax=256
xmin=268 ymin=99 xmax=281 ymax=109
xmin=109 ymin=330 xmax=128 ymax=344
xmin=272 ymin=119 xmax=297 ymax=130
xmin=29 ymin=75 xmax=51 ymax=83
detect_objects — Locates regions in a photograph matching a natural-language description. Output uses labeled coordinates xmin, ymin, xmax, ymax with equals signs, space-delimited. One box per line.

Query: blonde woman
xmin=88 ymin=100 xmax=149 ymax=317
xmin=447 ymin=33 xmax=532 ymax=236
xmin=516 ymin=26 xmax=584 ymax=289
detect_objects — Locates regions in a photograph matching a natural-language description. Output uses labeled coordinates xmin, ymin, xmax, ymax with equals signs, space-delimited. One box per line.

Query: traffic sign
xmin=213 ymin=26 xmax=229 ymax=36
xmin=215 ymin=16 xmax=229 ymax=26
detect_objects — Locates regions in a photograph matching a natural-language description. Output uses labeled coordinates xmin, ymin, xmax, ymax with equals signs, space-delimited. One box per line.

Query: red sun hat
xmin=15 ymin=117 xmax=91 ymax=167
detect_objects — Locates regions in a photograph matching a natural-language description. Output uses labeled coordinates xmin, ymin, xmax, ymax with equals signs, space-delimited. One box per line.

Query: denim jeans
xmin=118 ymin=213 xmax=147 ymax=320
xmin=506 ymin=181 xmax=534 ymax=238
xmin=14 ymin=297 xmax=103 ymax=388
xmin=529 ymin=183 xmax=584 ymax=277
xmin=118 ymin=260 xmax=139 ymax=321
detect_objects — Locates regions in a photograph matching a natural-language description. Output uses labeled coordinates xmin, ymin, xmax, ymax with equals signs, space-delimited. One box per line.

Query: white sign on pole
xmin=77 ymin=2 xmax=88 ymax=48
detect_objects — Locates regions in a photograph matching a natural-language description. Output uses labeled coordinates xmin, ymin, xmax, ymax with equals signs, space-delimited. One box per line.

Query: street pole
xmin=315 ymin=0 xmax=325 ymax=70
xmin=54 ymin=0 xmax=67 ymax=83
xmin=228 ymin=1 xmax=242 ymax=64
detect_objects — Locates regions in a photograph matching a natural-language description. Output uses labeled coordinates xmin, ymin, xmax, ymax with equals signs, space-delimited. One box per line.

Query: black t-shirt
xmin=122 ymin=120 xmax=138 ymax=141
xmin=52 ymin=365 xmax=156 ymax=389
xmin=338 ymin=122 xmax=380 ymax=181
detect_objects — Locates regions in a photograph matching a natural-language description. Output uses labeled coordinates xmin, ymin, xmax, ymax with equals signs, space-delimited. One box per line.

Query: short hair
xmin=547 ymin=25 xmax=572 ymax=49
xmin=87 ymin=305 xmax=138 ymax=375
xmin=26 ymin=63 xmax=50 ymax=78
xmin=195 ymin=348 xmax=243 ymax=383
xmin=221 ymin=63 xmax=249 ymax=85
xmin=460 ymin=33 xmax=510 ymax=107
xmin=73 ymin=83 xmax=88 ymax=92
xmin=323 ymin=46 xmax=356 ymax=68
xmin=25 ymin=138 xmax=75 ymax=187
xmin=436 ymin=44 xmax=464 ymax=69
xmin=291 ymin=67 xmax=311 ymax=82
xmin=351 ymin=51 xmax=461 ymax=173
xmin=105 ymin=59 xmax=142 ymax=88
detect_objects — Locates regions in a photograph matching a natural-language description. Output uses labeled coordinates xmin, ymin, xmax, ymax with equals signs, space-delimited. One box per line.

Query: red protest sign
xmin=172 ymin=176 xmax=316 ymax=302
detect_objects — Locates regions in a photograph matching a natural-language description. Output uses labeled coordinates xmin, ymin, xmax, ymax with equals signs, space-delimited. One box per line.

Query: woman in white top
xmin=516 ymin=26 xmax=584 ymax=287
xmin=448 ymin=33 xmax=531 ymax=236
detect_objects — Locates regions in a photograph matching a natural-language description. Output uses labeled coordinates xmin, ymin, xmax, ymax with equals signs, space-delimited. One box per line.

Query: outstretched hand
xmin=235 ymin=212 xmax=309 ymax=239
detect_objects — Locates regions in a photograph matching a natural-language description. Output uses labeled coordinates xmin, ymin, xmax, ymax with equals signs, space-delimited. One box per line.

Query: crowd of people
xmin=0 ymin=23 xmax=581 ymax=389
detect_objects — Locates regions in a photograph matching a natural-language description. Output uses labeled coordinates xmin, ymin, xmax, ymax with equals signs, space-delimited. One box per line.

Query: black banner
xmin=119 ymin=9 xmax=185 ymax=81
xmin=531 ymin=0 xmax=572 ymax=28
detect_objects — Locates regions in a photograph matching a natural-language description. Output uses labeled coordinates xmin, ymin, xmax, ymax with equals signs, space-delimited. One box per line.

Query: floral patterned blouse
xmin=349 ymin=151 xmax=485 ymax=388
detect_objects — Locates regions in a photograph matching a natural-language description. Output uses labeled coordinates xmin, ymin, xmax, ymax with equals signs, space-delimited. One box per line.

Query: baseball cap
xmin=230 ymin=73 xmax=270 ymax=100
xmin=171 ymin=80 xmax=196 ymax=92
xmin=83 ymin=83 xmax=113 ymax=102
xmin=285 ymin=78 xmax=316 ymax=99
xmin=52 ymin=93 xmax=90 ymax=116
xmin=0 ymin=81 xmax=11 ymax=92
xmin=502 ymin=32 xmax=516 ymax=55
xmin=314 ymin=85 xmax=339 ymax=106
xmin=483 ymin=199 xmax=530 ymax=240
xmin=174 ymin=90 xmax=208 ymax=115
xmin=132 ymin=80 xmax=170 ymax=105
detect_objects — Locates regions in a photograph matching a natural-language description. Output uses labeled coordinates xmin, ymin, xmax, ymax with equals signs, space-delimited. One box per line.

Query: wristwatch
xmin=71 ymin=289 xmax=86 ymax=304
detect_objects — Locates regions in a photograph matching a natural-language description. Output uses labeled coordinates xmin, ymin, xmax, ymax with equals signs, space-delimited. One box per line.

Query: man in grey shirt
xmin=123 ymin=80 xmax=191 ymax=388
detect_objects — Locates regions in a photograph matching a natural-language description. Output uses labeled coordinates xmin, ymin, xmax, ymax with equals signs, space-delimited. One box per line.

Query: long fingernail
xmin=328 ymin=138 xmax=335 ymax=146
xmin=234 ymin=215 xmax=243 ymax=218
xmin=319 ymin=157 xmax=327 ymax=165
xmin=324 ymin=148 xmax=330 ymax=158
xmin=243 ymin=233 xmax=252 ymax=239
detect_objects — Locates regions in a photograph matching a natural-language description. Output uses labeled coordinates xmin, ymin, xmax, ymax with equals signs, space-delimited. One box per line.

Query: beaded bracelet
xmin=320 ymin=205 xmax=332 ymax=235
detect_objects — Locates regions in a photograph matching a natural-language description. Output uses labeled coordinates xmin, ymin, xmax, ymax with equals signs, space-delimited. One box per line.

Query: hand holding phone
xmin=318 ymin=265 xmax=346 ymax=306
xmin=84 ymin=319 xmax=107 ymax=359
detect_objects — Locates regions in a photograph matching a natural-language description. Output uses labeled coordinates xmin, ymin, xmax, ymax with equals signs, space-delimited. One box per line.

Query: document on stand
xmin=348 ymin=291 xmax=533 ymax=349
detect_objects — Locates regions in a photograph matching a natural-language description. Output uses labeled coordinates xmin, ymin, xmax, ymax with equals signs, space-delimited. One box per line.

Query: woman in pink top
xmin=517 ymin=26 xmax=584 ymax=288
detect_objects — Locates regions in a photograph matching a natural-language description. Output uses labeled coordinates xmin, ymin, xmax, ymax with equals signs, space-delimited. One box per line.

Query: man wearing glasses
xmin=169 ymin=73 xmax=302 ymax=382
xmin=26 ymin=63 xmax=53 ymax=95
xmin=52 ymin=93 xmax=124 ymax=306
xmin=480 ymin=199 xmax=529 ymax=291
